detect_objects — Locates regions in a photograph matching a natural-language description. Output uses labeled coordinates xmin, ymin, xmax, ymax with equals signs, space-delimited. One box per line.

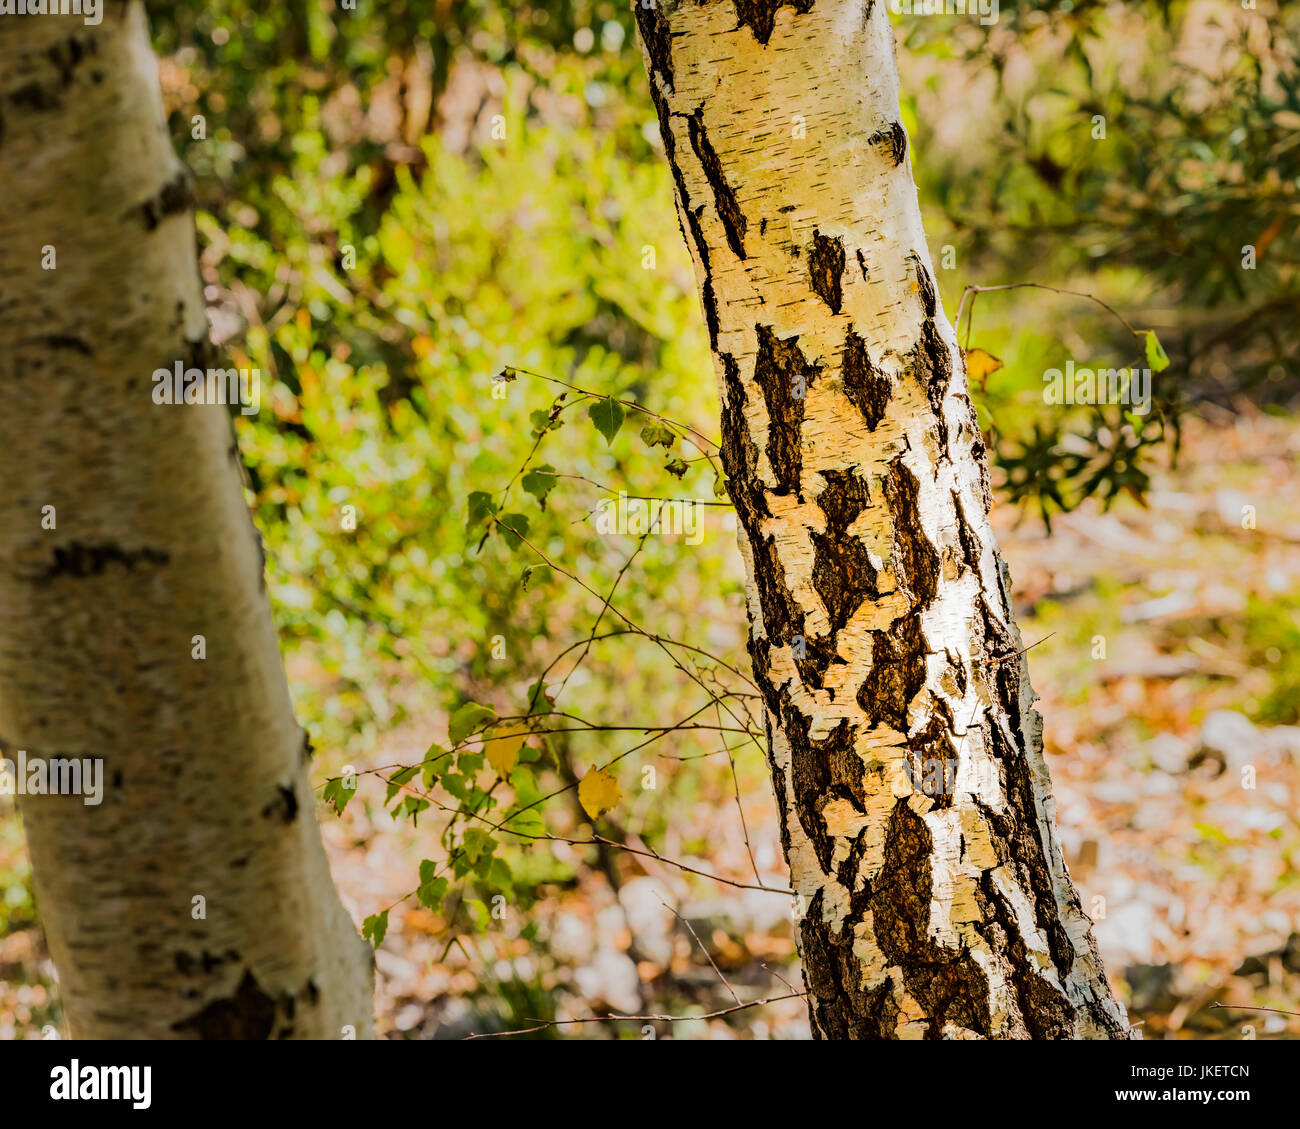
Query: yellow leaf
xmin=964 ymin=348 xmax=1003 ymax=388
xmin=577 ymin=767 xmax=621 ymax=820
xmin=486 ymin=724 xmax=527 ymax=778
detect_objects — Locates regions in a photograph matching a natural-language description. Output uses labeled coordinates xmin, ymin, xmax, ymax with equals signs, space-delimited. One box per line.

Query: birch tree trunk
xmin=0 ymin=3 xmax=374 ymax=1038
xmin=635 ymin=0 xmax=1131 ymax=1039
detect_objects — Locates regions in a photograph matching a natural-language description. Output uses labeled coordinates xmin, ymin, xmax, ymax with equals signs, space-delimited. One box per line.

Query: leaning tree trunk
xmin=0 ymin=4 xmax=373 ymax=1038
xmin=635 ymin=0 xmax=1130 ymax=1039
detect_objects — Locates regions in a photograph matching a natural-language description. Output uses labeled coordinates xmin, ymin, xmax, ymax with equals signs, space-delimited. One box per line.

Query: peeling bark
xmin=636 ymin=0 xmax=1130 ymax=1039
xmin=0 ymin=3 xmax=373 ymax=1038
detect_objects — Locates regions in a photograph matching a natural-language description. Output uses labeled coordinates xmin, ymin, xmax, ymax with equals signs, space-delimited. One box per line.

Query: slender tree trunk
xmin=635 ymin=0 xmax=1130 ymax=1039
xmin=0 ymin=3 xmax=373 ymax=1038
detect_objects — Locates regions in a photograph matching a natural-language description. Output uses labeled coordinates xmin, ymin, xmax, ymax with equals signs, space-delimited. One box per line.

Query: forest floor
xmin=2 ymin=406 xmax=1297 ymax=1039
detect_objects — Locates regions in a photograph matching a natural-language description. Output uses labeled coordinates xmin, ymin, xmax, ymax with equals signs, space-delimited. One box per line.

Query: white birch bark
xmin=635 ymin=0 xmax=1131 ymax=1039
xmin=0 ymin=3 xmax=374 ymax=1038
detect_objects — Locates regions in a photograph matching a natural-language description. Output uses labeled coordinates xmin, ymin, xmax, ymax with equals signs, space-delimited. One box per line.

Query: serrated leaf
xmin=449 ymin=701 xmax=496 ymax=745
xmin=521 ymin=464 xmax=558 ymax=509
xmin=322 ymin=776 xmax=356 ymax=815
xmin=417 ymin=875 xmax=449 ymax=912
xmin=362 ymin=910 xmax=388 ymax=947
xmin=578 ymin=767 xmax=622 ymax=820
xmin=588 ymin=396 xmax=624 ymax=445
xmin=1143 ymin=329 xmax=1170 ymax=373
xmin=640 ymin=420 xmax=676 ymax=450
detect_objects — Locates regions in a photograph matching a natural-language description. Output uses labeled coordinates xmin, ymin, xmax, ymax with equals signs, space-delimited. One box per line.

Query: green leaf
xmin=362 ymin=910 xmax=389 ymax=947
xmin=588 ymin=396 xmax=624 ymax=446
xmin=640 ymin=420 xmax=676 ymax=450
xmin=522 ymin=564 xmax=550 ymax=591
xmin=322 ymin=776 xmax=356 ymax=815
xmin=1143 ymin=329 xmax=1170 ymax=373
xmin=416 ymin=863 xmax=449 ymax=911
xmin=463 ymin=827 xmax=494 ymax=864
xmin=450 ymin=701 xmax=497 ymax=745
xmin=498 ymin=512 xmax=530 ymax=549
xmin=421 ymin=745 xmax=448 ymax=789
xmin=665 ymin=457 xmax=688 ymax=479
xmin=467 ymin=491 xmax=497 ymax=526
xmin=526 ymin=678 xmax=555 ymax=717
xmin=521 ymin=464 xmax=558 ymax=509
xmin=530 ymin=409 xmax=563 ymax=438
xmin=385 ymin=763 xmax=419 ymax=804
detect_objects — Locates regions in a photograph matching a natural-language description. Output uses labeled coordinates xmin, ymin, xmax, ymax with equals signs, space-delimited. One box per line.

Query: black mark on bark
xmin=868 ymin=121 xmax=908 ymax=167
xmin=752 ymin=324 xmax=819 ymax=498
xmin=133 ymin=170 xmax=196 ymax=232
xmin=171 ymin=970 xmax=296 ymax=1040
xmin=731 ymin=0 xmax=816 ymax=46
xmin=28 ymin=543 xmax=169 ymax=584
xmin=633 ymin=2 xmax=676 ymax=93
xmin=811 ymin=469 xmax=877 ymax=633
xmin=808 ymin=229 xmax=845 ymax=314
xmin=688 ymin=109 xmax=747 ymax=260
xmin=261 ymin=782 xmax=299 ymax=824
xmin=841 ymin=327 xmax=892 ymax=430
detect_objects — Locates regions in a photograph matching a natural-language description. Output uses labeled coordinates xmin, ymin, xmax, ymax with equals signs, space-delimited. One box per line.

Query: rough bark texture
xmin=0 ymin=3 xmax=374 ymax=1038
xmin=635 ymin=0 xmax=1131 ymax=1039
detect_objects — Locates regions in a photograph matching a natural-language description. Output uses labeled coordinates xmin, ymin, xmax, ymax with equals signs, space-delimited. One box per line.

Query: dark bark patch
xmin=908 ymin=315 xmax=954 ymax=448
xmin=808 ymin=229 xmax=845 ymax=314
xmin=632 ymin=3 xmax=675 ymax=93
xmin=171 ymin=970 xmax=288 ymax=1040
xmin=752 ymin=324 xmax=819 ymax=497
xmin=801 ymin=888 xmax=897 ymax=1039
xmin=973 ymin=870 xmax=1076 ymax=1039
xmin=872 ymin=802 xmax=991 ymax=1038
xmin=783 ymin=704 xmax=837 ymax=872
xmin=841 ymin=327 xmax=892 ymax=430
xmin=28 ymin=542 xmax=169 ymax=584
xmin=688 ymin=109 xmax=747 ymax=260
xmin=719 ymin=354 xmax=801 ymax=656
xmin=22 ymin=334 xmax=92 ymax=356
xmin=45 ymin=32 xmax=99 ymax=89
xmin=910 ymin=250 xmax=938 ymax=318
xmin=261 ymin=782 xmax=299 ymax=824
xmin=132 ymin=170 xmax=196 ymax=232
xmin=857 ymin=615 xmax=928 ymax=733
xmin=731 ymin=0 xmax=816 ymax=46
xmin=9 ymin=81 xmax=61 ymax=113
xmin=881 ymin=457 xmax=940 ymax=607
xmin=953 ymin=489 xmax=983 ymax=577
xmin=810 ymin=469 xmax=877 ymax=632
xmin=868 ymin=120 xmax=908 ymax=167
